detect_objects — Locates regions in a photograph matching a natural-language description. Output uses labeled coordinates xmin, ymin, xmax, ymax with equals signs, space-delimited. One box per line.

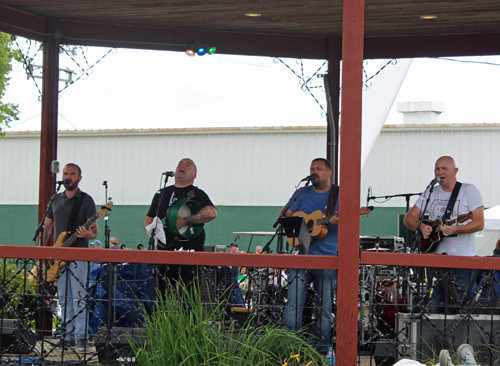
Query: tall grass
xmin=130 ymin=280 xmax=328 ymax=365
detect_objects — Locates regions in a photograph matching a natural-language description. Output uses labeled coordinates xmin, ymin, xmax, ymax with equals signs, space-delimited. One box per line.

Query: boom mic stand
xmin=148 ymin=173 xmax=171 ymax=251
xmin=366 ymin=188 xmax=422 ymax=252
xmin=266 ymin=179 xmax=312 ymax=254
xmin=32 ymin=181 xmax=65 ymax=245
xmin=32 ymin=181 xmax=64 ymax=337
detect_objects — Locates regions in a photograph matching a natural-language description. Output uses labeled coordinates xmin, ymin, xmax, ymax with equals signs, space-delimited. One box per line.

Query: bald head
xmin=434 ymin=156 xmax=458 ymax=191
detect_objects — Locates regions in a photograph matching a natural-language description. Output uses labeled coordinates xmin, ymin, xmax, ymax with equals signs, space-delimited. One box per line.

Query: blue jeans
xmin=428 ymin=268 xmax=471 ymax=314
xmin=57 ymin=261 xmax=89 ymax=341
xmin=283 ymin=268 xmax=336 ymax=354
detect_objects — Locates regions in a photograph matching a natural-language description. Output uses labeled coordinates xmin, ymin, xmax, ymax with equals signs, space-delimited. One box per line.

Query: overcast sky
xmin=4 ymin=40 xmax=500 ymax=132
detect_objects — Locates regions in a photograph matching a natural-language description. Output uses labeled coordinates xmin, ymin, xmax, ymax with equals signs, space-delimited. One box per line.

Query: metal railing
xmin=1 ymin=245 xmax=500 ymax=365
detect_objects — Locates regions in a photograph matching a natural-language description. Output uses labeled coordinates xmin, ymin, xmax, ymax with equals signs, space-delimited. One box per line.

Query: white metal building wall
xmin=2 ymin=124 xmax=498 ymax=208
xmin=361 ymin=124 xmax=500 ymax=209
xmin=0 ymin=127 xmax=327 ymax=206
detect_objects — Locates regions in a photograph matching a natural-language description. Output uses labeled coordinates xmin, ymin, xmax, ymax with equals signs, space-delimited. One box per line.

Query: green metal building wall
xmin=1 ymin=205 xmax=407 ymax=252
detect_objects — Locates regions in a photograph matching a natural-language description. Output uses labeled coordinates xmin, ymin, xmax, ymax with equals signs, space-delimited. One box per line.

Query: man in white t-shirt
xmin=404 ymin=156 xmax=484 ymax=313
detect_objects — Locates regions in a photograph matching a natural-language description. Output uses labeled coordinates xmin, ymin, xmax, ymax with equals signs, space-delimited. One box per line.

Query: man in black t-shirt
xmin=144 ymin=158 xmax=217 ymax=284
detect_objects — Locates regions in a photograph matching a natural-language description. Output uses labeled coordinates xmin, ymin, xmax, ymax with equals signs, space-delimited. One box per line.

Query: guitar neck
xmin=316 ymin=215 xmax=334 ymax=226
xmin=62 ymin=212 xmax=99 ymax=248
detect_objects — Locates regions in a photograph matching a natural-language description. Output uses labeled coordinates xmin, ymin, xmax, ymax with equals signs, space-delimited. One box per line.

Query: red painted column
xmin=336 ymin=0 xmax=365 ymax=364
xmin=38 ymin=22 xmax=60 ymax=237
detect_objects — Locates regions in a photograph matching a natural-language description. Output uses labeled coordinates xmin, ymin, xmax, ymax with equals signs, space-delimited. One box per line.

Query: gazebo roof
xmin=1 ymin=0 xmax=500 ymax=58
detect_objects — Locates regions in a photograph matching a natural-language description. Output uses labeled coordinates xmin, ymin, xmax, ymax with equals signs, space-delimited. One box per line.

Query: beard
xmin=64 ymin=181 xmax=79 ymax=191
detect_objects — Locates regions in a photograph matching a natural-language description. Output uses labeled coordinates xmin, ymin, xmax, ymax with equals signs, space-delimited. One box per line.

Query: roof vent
xmin=397 ymin=101 xmax=445 ymax=124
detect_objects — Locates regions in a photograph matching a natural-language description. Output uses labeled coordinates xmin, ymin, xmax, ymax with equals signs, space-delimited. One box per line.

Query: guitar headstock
xmin=98 ymin=201 xmax=113 ymax=217
xmin=361 ymin=206 xmax=374 ymax=216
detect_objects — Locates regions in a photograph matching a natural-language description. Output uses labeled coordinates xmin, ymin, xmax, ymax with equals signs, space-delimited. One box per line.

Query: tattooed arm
xmin=177 ymin=206 xmax=217 ymax=229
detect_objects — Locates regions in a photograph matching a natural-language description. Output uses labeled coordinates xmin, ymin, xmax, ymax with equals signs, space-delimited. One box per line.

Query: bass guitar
xmin=31 ymin=201 xmax=113 ymax=282
xmin=286 ymin=206 xmax=374 ymax=248
xmin=419 ymin=211 xmax=473 ymax=253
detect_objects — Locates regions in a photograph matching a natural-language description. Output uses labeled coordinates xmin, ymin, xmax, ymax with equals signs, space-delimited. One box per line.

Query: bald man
xmin=144 ymin=158 xmax=217 ymax=285
xmin=404 ymin=156 xmax=484 ymax=313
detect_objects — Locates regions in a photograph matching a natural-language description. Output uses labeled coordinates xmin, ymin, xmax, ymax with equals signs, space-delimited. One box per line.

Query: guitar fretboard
xmin=61 ymin=210 xmax=101 ymax=248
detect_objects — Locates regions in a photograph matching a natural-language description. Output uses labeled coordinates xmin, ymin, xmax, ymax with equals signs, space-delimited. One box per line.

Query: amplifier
xmin=360 ymin=236 xmax=405 ymax=252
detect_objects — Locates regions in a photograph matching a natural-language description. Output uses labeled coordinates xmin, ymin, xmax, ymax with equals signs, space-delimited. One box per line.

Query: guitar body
xmin=285 ymin=206 xmax=374 ymax=248
xmin=32 ymin=232 xmax=69 ymax=282
xmin=286 ymin=210 xmax=328 ymax=248
xmin=419 ymin=211 xmax=473 ymax=253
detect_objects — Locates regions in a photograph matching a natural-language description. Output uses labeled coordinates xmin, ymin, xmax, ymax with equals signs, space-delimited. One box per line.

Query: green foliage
xmin=0 ymin=32 xmax=23 ymax=135
xmin=130 ymin=281 xmax=328 ymax=365
xmin=0 ymin=260 xmax=38 ymax=328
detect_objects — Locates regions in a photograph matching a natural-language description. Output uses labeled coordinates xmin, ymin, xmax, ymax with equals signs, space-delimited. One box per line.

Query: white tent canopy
xmin=484 ymin=205 xmax=500 ymax=231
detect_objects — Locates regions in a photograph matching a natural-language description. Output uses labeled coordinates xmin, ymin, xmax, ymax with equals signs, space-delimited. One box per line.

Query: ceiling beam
xmin=2 ymin=3 xmax=500 ymax=60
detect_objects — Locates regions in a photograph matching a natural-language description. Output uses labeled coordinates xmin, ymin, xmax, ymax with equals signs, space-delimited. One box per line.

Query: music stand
xmin=278 ymin=216 xmax=310 ymax=254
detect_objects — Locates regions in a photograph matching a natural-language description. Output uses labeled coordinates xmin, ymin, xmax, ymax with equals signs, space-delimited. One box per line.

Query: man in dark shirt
xmin=40 ymin=163 xmax=98 ymax=346
xmin=144 ymin=158 xmax=217 ymax=285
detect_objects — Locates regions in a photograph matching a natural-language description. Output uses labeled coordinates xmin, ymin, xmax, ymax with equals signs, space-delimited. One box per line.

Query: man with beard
xmin=39 ymin=163 xmax=98 ymax=348
xmin=281 ymin=158 xmax=338 ymax=355
xmin=144 ymin=158 xmax=217 ymax=287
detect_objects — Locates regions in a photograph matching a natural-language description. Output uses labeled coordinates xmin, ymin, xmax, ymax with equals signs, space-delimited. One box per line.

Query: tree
xmin=0 ymin=32 xmax=23 ymax=135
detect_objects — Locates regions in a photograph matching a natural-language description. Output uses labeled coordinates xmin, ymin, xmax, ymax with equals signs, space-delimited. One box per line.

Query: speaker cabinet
xmin=0 ymin=319 xmax=37 ymax=354
xmin=94 ymin=327 xmax=146 ymax=365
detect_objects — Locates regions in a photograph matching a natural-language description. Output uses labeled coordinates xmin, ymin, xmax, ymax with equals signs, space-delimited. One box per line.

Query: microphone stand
xmin=102 ymin=180 xmax=115 ymax=360
xmin=32 ymin=181 xmax=64 ymax=338
xmin=367 ymin=190 xmax=422 ymax=251
xmin=32 ymin=182 xmax=65 ymax=245
xmin=410 ymin=183 xmax=436 ymax=253
xmin=265 ymin=179 xmax=312 ymax=254
xmin=102 ymin=181 xmax=111 ymax=249
xmin=148 ymin=174 xmax=171 ymax=251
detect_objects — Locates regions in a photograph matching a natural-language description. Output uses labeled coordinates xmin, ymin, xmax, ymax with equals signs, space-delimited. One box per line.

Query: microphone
xmin=162 ymin=171 xmax=175 ymax=177
xmin=300 ymin=174 xmax=318 ymax=182
xmin=428 ymin=176 xmax=441 ymax=187
xmin=56 ymin=179 xmax=69 ymax=185
xmin=367 ymin=186 xmax=371 ymax=206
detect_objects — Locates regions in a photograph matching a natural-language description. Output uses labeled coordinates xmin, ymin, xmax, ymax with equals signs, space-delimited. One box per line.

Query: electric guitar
xmin=286 ymin=206 xmax=374 ymax=248
xmin=31 ymin=201 xmax=113 ymax=282
xmin=419 ymin=211 xmax=473 ymax=253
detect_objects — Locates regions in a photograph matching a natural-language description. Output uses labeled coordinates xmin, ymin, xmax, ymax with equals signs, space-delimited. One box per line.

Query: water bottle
xmin=326 ymin=347 xmax=335 ymax=365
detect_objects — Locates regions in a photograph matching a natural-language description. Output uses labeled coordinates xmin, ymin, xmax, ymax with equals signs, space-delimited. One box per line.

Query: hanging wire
xmin=57 ymin=46 xmax=115 ymax=93
xmin=273 ymin=57 xmax=328 ymax=116
xmin=436 ymin=57 xmax=500 ymax=67
xmin=12 ymin=36 xmax=43 ymax=98
xmin=363 ymin=59 xmax=397 ymax=91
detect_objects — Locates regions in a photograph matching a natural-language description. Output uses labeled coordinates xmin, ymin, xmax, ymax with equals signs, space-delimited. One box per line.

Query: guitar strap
xmin=66 ymin=192 xmax=87 ymax=237
xmin=442 ymin=182 xmax=462 ymax=221
xmin=326 ymin=184 xmax=339 ymax=217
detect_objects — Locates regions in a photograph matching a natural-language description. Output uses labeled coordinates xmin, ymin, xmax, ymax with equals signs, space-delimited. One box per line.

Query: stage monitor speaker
xmin=0 ymin=319 xmax=37 ymax=354
xmin=94 ymin=327 xmax=146 ymax=366
xmin=373 ymin=341 xmax=396 ymax=366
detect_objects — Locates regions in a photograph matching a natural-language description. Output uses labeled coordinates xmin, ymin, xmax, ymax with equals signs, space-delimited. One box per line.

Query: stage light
xmin=185 ymin=41 xmax=216 ymax=57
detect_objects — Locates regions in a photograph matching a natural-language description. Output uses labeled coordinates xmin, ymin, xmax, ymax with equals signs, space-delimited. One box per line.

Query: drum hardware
xmin=360 ymin=236 xmax=405 ymax=252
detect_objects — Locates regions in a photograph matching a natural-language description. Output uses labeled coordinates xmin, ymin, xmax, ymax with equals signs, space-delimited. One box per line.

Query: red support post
xmin=337 ymin=0 xmax=365 ymax=364
xmin=38 ymin=22 xmax=60 ymax=234
xmin=36 ymin=21 xmax=60 ymax=336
